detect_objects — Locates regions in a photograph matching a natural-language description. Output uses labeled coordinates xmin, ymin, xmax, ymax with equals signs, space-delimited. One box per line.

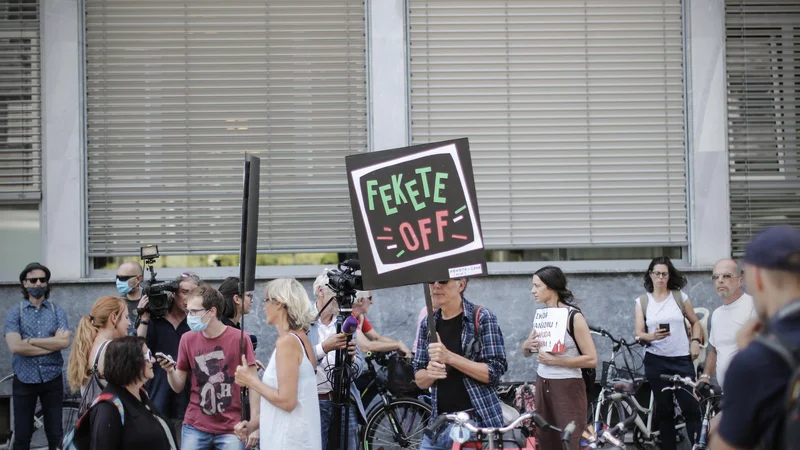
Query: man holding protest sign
xmin=346 ymin=138 xmax=498 ymax=450
xmin=412 ymin=278 xmax=508 ymax=450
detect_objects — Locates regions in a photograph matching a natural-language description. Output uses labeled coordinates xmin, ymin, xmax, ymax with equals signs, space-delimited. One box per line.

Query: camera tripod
xmin=322 ymin=296 xmax=360 ymax=450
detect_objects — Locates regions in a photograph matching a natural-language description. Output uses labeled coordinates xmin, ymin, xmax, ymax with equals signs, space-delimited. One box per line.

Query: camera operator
xmin=136 ymin=272 xmax=201 ymax=445
xmin=115 ymin=261 xmax=144 ymax=335
xmin=352 ymin=290 xmax=411 ymax=357
xmin=308 ymin=269 xmax=364 ymax=450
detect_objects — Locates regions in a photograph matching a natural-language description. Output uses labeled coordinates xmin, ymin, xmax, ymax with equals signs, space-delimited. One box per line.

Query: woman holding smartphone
xmin=634 ymin=256 xmax=703 ymax=450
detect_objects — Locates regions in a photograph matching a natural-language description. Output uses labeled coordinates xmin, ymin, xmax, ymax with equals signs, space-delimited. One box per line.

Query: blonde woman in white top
xmin=634 ymin=256 xmax=703 ymax=450
xmin=233 ymin=277 xmax=321 ymax=450
xmin=522 ymin=266 xmax=596 ymax=450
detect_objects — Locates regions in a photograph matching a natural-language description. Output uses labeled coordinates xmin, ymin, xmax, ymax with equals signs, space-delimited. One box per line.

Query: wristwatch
xmin=135 ymin=317 xmax=149 ymax=328
xmin=699 ymin=373 xmax=710 ymax=380
xmin=691 ymin=338 xmax=702 ymax=344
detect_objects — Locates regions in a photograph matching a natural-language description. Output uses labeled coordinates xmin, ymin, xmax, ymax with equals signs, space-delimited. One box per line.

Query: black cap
xmin=20 ymin=262 xmax=51 ymax=283
xmin=743 ymin=226 xmax=800 ymax=273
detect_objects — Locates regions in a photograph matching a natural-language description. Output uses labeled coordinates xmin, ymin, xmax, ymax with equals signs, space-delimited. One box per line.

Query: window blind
xmin=0 ymin=0 xmax=40 ymax=201
xmin=409 ymin=0 xmax=688 ymax=248
xmin=85 ymin=0 xmax=367 ymax=256
xmin=726 ymin=0 xmax=799 ymax=256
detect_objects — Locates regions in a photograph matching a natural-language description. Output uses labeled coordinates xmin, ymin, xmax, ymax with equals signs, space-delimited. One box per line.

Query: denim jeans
xmin=12 ymin=375 xmax=63 ymax=450
xmin=319 ymin=399 xmax=359 ymax=450
xmin=181 ymin=424 xmax=244 ymax=450
xmin=419 ymin=423 xmax=455 ymax=450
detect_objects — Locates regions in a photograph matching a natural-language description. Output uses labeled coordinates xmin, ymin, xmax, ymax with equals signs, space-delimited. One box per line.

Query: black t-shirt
xmin=145 ymin=316 xmax=190 ymax=420
xmin=719 ymin=305 xmax=800 ymax=448
xmin=436 ymin=312 xmax=473 ymax=414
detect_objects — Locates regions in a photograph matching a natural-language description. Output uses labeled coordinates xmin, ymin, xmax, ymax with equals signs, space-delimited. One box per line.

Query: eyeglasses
xmin=25 ymin=277 xmax=47 ymax=283
xmin=116 ymin=275 xmax=136 ymax=281
xmin=144 ymin=348 xmax=153 ymax=361
xmin=430 ymin=280 xmax=452 ymax=285
xmin=185 ymin=308 xmax=208 ymax=316
xmin=651 ymin=271 xmax=669 ymax=278
xmin=712 ymin=273 xmax=737 ymax=281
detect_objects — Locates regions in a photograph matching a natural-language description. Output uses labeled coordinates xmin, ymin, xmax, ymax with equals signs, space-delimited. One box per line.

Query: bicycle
xmin=588 ymin=327 xmax=696 ymax=450
xmin=358 ymin=351 xmax=432 ymax=450
xmin=581 ymin=390 xmax=648 ymax=449
xmin=587 ymin=327 xmax=646 ymax=435
xmin=0 ymin=373 xmax=81 ymax=450
xmin=431 ymin=409 xmax=578 ymax=450
xmin=660 ymin=375 xmax=720 ymax=450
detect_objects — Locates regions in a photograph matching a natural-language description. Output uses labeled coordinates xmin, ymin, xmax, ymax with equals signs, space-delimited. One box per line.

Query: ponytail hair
xmin=67 ymin=296 xmax=126 ymax=391
xmin=533 ymin=266 xmax=577 ymax=308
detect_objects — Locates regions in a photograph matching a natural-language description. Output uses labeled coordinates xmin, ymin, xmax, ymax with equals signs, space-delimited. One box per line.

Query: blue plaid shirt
xmin=4 ymin=299 xmax=68 ymax=384
xmin=413 ymin=298 xmax=508 ymax=427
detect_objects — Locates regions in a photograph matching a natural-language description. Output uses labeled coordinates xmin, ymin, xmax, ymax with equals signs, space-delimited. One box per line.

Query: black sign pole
xmin=423 ymin=283 xmax=438 ymax=344
xmin=238 ymin=154 xmax=260 ymax=423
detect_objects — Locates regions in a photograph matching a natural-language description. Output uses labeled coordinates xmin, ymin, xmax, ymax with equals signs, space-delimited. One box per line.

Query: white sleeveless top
xmin=260 ymin=333 xmax=322 ymax=450
xmin=536 ymin=307 xmax=582 ymax=380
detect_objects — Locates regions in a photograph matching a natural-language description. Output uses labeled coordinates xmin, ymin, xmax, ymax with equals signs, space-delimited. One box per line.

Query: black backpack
xmin=567 ymin=308 xmax=597 ymax=396
xmin=754 ymin=329 xmax=800 ymax=450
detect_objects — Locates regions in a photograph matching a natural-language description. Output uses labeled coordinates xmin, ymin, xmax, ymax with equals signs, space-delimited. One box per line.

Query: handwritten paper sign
xmin=533 ymin=308 xmax=569 ymax=354
xmin=346 ymin=138 xmax=487 ymax=290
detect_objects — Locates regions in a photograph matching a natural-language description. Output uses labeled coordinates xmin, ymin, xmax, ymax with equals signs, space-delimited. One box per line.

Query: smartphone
xmin=155 ymin=352 xmax=175 ymax=365
xmin=659 ymin=323 xmax=671 ymax=332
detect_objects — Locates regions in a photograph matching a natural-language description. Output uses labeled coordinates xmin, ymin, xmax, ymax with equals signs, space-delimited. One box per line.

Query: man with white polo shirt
xmin=698 ymin=258 xmax=755 ymax=390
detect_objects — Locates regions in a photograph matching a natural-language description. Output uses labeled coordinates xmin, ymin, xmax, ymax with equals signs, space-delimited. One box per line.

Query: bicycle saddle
xmin=613 ymin=380 xmax=635 ymax=394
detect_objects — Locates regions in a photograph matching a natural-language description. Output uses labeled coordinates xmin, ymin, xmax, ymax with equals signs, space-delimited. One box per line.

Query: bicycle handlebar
xmin=589 ymin=326 xmax=646 ymax=348
xmin=439 ymin=411 xmax=569 ymax=436
xmin=660 ymin=374 xmax=718 ymax=396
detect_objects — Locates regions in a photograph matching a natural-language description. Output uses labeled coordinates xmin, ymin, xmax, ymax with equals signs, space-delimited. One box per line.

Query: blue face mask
xmin=187 ymin=312 xmax=209 ymax=332
xmin=116 ymin=278 xmax=133 ymax=296
xmin=26 ymin=286 xmax=47 ymax=299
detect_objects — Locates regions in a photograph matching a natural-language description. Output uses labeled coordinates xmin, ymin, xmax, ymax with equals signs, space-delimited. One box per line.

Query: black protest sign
xmin=346 ymin=138 xmax=487 ymax=290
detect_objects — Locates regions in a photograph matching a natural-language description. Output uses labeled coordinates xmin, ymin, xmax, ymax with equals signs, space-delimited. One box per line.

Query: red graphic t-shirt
xmin=177 ymin=326 xmax=256 ymax=435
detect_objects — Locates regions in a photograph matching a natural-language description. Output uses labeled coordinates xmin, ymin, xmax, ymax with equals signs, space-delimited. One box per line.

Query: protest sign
xmin=346 ymin=138 xmax=486 ymax=290
xmin=533 ymin=308 xmax=569 ymax=354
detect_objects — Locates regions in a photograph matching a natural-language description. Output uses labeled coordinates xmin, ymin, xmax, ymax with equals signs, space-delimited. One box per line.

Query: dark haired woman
xmin=521 ymin=265 xmax=596 ymax=449
xmin=88 ymin=336 xmax=175 ymax=450
xmin=634 ymin=256 xmax=703 ymax=450
xmin=217 ymin=276 xmax=254 ymax=329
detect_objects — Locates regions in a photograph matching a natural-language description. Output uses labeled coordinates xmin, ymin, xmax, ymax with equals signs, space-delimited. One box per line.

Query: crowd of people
xmin=3 ymin=225 xmax=800 ymax=450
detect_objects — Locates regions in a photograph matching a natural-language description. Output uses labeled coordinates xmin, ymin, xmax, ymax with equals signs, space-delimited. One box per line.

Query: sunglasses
xmin=25 ymin=277 xmax=47 ymax=283
xmin=712 ymin=273 xmax=736 ymax=281
xmin=116 ymin=275 xmax=137 ymax=281
xmin=430 ymin=280 xmax=452 ymax=285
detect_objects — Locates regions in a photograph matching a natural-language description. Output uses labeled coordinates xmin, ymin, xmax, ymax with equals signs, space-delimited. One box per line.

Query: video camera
xmin=326 ymin=259 xmax=363 ymax=306
xmin=139 ymin=245 xmax=180 ymax=318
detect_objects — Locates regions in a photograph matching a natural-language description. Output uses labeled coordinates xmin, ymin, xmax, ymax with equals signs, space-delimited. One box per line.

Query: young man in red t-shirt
xmin=158 ymin=283 xmax=258 ymax=450
xmin=352 ymin=290 xmax=412 ymax=357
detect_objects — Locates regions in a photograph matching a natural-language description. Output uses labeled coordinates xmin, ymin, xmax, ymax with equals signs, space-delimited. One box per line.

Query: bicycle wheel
xmin=30 ymin=401 xmax=80 ymax=449
xmin=362 ymin=398 xmax=432 ymax=450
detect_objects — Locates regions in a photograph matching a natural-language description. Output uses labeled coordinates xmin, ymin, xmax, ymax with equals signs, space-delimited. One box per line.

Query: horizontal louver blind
xmin=0 ymin=0 xmax=40 ymax=201
xmin=86 ymin=0 xmax=367 ymax=256
xmin=726 ymin=0 xmax=800 ymax=256
xmin=409 ymin=0 xmax=687 ymax=248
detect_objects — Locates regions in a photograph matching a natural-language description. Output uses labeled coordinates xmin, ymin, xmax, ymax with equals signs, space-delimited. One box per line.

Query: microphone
xmin=341 ymin=259 xmax=361 ymax=271
xmin=342 ymin=315 xmax=360 ymax=335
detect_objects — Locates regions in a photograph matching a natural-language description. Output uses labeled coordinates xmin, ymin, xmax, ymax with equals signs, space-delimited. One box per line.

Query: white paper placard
xmin=533 ymin=308 xmax=569 ymax=354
